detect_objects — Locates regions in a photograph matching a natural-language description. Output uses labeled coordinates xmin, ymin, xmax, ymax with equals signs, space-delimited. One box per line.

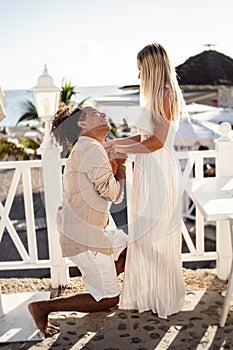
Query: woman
xmin=105 ymin=43 xmax=186 ymax=318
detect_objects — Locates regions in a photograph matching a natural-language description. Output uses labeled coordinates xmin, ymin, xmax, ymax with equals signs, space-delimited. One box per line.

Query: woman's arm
xmin=114 ymin=120 xmax=170 ymax=154
xmin=113 ymin=135 xmax=162 ymax=154
xmin=114 ymin=89 xmax=173 ymax=154
xmin=108 ymin=91 xmax=172 ymax=154
xmin=104 ymin=134 xmax=141 ymax=149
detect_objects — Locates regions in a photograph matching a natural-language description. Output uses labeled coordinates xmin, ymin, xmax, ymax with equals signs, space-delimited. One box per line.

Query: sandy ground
xmin=0 ymin=268 xmax=228 ymax=297
xmin=0 ymin=271 xmax=232 ymax=350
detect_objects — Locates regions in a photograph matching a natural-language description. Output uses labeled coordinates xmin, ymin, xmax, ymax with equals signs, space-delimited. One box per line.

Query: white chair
xmin=220 ymin=218 xmax=233 ymax=327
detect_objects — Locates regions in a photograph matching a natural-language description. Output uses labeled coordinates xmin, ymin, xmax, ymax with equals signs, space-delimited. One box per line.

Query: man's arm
xmin=83 ymin=144 xmax=126 ymax=203
xmin=113 ymin=159 xmax=126 ymax=203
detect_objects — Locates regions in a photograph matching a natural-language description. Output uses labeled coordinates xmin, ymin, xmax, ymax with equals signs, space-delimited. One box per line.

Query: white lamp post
xmin=32 ymin=65 xmax=60 ymax=150
xmin=32 ymin=66 xmax=69 ymax=287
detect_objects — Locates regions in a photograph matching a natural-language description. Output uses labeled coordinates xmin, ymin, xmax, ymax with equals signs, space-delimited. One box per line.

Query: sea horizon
xmin=1 ymin=85 xmax=124 ymax=127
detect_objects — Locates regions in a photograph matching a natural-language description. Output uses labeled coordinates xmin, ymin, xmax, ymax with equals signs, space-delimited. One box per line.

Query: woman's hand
xmin=105 ymin=141 xmax=128 ymax=154
xmin=112 ymin=144 xmax=127 ymax=154
xmin=103 ymin=139 xmax=116 ymax=153
xmin=109 ymin=149 xmax=128 ymax=162
xmin=106 ymin=144 xmax=127 ymax=158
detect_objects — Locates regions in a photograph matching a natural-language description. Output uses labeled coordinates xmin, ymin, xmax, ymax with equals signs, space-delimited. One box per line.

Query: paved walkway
xmin=0 ymin=290 xmax=232 ymax=350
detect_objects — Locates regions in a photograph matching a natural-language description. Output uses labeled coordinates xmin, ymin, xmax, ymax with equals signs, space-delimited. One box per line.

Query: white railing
xmin=178 ymin=150 xmax=216 ymax=262
xmin=0 ymin=136 xmax=232 ymax=287
xmin=0 ymin=160 xmax=47 ymax=270
xmin=126 ymin=150 xmax=217 ymax=264
xmin=0 ymin=150 xmax=217 ymax=280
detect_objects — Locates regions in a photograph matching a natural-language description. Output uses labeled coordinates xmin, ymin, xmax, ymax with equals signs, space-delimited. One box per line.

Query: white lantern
xmin=32 ymin=65 xmax=60 ymax=121
xmin=32 ymin=65 xmax=60 ymax=150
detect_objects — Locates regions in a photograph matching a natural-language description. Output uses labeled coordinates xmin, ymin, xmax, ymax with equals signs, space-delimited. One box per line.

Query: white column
xmin=215 ymin=122 xmax=233 ymax=280
xmin=37 ymin=121 xmax=69 ymax=288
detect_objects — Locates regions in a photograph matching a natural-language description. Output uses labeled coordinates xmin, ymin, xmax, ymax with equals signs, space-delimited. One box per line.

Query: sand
xmin=0 ymin=267 xmax=228 ymax=298
xmin=1 ymin=270 xmax=232 ymax=350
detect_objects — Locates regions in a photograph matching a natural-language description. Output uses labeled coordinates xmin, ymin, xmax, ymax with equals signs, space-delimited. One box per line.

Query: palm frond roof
xmin=176 ymin=50 xmax=233 ymax=85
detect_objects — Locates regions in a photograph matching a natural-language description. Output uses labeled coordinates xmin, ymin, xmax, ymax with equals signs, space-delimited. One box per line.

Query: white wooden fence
xmin=0 ymin=130 xmax=233 ymax=287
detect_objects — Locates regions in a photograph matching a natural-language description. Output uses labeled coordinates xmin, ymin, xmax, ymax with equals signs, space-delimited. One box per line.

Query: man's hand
xmin=107 ymin=148 xmax=127 ymax=176
xmin=113 ymin=152 xmax=127 ymax=181
xmin=109 ymin=159 xmax=118 ymax=175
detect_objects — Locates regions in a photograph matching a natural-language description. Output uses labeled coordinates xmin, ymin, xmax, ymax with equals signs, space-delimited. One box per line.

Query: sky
xmin=1 ymin=0 xmax=233 ymax=90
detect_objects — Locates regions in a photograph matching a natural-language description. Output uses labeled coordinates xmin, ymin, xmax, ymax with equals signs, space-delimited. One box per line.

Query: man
xmin=28 ymin=106 xmax=128 ymax=337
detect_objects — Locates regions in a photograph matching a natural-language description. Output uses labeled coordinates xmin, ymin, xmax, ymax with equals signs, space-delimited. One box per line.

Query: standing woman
xmin=107 ymin=43 xmax=186 ymax=318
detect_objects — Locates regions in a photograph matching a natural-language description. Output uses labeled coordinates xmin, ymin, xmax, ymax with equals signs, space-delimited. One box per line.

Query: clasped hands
xmin=104 ymin=141 xmax=127 ymax=176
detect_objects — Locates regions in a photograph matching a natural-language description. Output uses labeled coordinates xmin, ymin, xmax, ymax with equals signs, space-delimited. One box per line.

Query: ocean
xmin=1 ymin=85 xmax=122 ymax=127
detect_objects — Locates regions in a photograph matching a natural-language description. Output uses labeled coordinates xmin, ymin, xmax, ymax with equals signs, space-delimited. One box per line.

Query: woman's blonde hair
xmin=137 ymin=43 xmax=186 ymax=122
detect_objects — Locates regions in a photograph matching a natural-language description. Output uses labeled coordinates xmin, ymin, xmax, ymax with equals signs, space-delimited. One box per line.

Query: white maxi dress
xmin=119 ymin=118 xmax=186 ymax=319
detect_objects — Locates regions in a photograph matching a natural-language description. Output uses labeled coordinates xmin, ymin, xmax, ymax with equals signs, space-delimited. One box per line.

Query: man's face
xmin=82 ymin=107 xmax=110 ymax=133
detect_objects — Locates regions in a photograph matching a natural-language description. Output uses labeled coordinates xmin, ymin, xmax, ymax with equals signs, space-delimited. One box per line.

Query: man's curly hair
xmin=52 ymin=103 xmax=85 ymax=157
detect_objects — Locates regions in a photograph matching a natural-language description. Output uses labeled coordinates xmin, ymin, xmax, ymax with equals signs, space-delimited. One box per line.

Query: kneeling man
xmin=28 ymin=106 xmax=128 ymax=337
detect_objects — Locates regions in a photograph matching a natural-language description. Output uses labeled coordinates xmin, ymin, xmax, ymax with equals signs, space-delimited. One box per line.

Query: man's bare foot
xmin=28 ymin=301 xmax=60 ymax=337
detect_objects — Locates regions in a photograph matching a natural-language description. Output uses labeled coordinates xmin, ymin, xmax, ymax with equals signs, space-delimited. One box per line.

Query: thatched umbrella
xmin=176 ymin=50 xmax=233 ymax=86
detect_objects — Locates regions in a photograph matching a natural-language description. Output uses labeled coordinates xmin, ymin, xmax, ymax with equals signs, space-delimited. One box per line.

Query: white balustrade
xmin=0 ymin=123 xmax=233 ymax=286
xmin=215 ymin=122 xmax=233 ymax=280
xmin=0 ymin=160 xmax=47 ymax=270
xmin=125 ymin=149 xmax=218 ymax=266
xmin=177 ymin=149 xmax=217 ymax=263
